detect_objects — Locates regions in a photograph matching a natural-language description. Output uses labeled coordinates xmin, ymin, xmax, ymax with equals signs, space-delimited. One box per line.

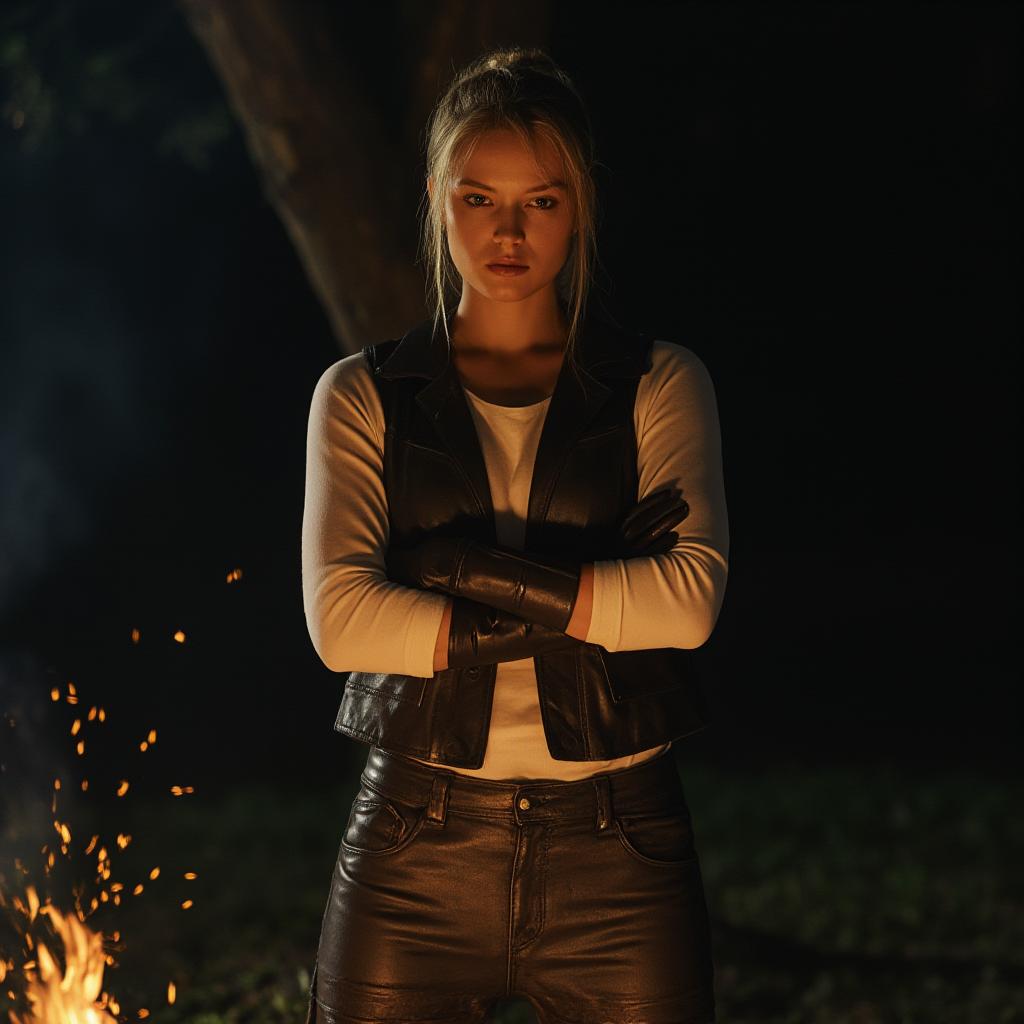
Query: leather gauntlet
xmin=389 ymin=537 xmax=581 ymax=633
xmin=446 ymin=597 xmax=580 ymax=670
xmin=386 ymin=486 xmax=692 ymax=663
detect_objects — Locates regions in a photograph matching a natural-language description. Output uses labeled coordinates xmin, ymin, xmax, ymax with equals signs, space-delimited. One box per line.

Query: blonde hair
xmin=417 ymin=47 xmax=603 ymax=388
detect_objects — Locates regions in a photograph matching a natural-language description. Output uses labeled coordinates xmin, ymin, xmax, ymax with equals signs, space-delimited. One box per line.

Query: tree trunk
xmin=177 ymin=0 xmax=550 ymax=354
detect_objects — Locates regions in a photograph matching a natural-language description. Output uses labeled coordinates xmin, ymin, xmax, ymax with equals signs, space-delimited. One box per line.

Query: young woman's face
xmin=430 ymin=128 xmax=576 ymax=304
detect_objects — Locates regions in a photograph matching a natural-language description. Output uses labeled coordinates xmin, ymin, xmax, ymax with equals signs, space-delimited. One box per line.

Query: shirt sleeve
xmin=301 ymin=352 xmax=449 ymax=676
xmin=585 ymin=340 xmax=730 ymax=651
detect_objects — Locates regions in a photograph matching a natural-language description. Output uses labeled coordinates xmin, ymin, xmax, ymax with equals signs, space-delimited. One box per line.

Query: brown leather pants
xmin=305 ymin=744 xmax=716 ymax=1024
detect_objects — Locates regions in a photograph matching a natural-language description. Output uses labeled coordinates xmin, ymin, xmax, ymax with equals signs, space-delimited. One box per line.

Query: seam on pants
xmin=505 ymin=825 xmax=521 ymax=996
xmin=512 ymin=823 xmax=549 ymax=954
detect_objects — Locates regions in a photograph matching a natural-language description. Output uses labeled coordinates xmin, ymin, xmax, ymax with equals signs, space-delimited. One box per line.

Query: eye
xmin=460 ymin=193 xmax=559 ymax=210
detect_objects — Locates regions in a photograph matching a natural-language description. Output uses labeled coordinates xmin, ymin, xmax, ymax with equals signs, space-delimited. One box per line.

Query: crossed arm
xmin=431 ymin=564 xmax=594 ymax=672
xmin=302 ymin=342 xmax=728 ymax=678
xmin=389 ymin=486 xmax=689 ymax=671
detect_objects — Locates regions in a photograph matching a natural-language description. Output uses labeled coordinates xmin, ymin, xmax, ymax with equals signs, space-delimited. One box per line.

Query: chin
xmin=472 ymin=275 xmax=554 ymax=302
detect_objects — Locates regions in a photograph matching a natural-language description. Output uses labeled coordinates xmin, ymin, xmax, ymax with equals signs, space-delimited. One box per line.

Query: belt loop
xmin=426 ymin=772 xmax=452 ymax=825
xmin=592 ymin=775 xmax=612 ymax=832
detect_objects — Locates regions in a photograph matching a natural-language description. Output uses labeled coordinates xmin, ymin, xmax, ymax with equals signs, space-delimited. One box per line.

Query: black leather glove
xmin=499 ymin=485 xmax=690 ymax=570
xmin=445 ymin=597 xmax=580 ymax=670
xmin=612 ymin=485 xmax=689 ymax=559
xmin=388 ymin=535 xmax=580 ymax=632
xmin=389 ymin=486 xmax=691 ymax=669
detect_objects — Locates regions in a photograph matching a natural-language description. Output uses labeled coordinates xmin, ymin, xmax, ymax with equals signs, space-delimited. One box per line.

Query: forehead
xmin=458 ymin=128 xmax=565 ymax=185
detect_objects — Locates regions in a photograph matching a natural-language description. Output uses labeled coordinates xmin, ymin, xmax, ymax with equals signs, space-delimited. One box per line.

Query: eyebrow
xmin=456 ymin=177 xmax=567 ymax=193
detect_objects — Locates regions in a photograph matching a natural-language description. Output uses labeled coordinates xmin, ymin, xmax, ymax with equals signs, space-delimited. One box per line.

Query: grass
xmin=5 ymin=759 xmax=1021 ymax=1023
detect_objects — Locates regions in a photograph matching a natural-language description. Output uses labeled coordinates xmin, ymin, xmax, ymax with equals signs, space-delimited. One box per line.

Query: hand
xmin=386 ymin=535 xmax=465 ymax=591
xmin=386 ymin=485 xmax=690 ymax=589
xmin=385 ymin=535 xmax=580 ymax=632
xmin=445 ymin=597 xmax=582 ymax=670
xmin=615 ymin=486 xmax=689 ymax=558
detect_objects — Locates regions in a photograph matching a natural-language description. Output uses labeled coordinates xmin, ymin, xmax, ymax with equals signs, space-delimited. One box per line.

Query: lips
xmin=487 ymin=260 xmax=528 ymax=268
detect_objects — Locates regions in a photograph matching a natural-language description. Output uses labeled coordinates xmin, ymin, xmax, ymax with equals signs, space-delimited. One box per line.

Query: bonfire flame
xmin=7 ymin=888 xmax=118 ymax=1024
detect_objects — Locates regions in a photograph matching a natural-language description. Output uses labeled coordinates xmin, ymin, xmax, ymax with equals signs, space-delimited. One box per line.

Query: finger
xmin=623 ymin=497 xmax=689 ymax=544
xmin=652 ymin=530 xmax=679 ymax=553
xmin=620 ymin=489 xmax=681 ymax=535
xmin=646 ymin=499 xmax=690 ymax=535
xmin=630 ymin=530 xmax=678 ymax=557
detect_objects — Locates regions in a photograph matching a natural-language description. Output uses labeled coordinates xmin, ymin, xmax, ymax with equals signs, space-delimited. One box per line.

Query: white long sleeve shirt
xmin=302 ymin=340 xmax=729 ymax=781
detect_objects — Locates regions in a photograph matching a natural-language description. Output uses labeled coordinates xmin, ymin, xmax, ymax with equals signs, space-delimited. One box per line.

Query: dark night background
xmin=0 ymin=4 xmax=1020 ymax=1019
xmin=3 ymin=1 xmax=1017 ymax=790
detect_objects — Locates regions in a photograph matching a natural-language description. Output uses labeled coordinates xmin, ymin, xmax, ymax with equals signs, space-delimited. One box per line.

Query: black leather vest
xmin=332 ymin=307 xmax=710 ymax=767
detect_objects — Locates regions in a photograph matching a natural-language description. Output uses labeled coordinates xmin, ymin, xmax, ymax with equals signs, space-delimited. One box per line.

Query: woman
xmin=301 ymin=46 xmax=728 ymax=1024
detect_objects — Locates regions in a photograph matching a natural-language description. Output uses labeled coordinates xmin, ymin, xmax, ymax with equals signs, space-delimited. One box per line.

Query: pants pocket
xmin=340 ymin=781 xmax=428 ymax=858
xmin=613 ymin=807 xmax=699 ymax=868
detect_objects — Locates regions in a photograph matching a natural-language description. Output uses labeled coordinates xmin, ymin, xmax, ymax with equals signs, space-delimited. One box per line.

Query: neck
xmin=450 ymin=288 xmax=568 ymax=358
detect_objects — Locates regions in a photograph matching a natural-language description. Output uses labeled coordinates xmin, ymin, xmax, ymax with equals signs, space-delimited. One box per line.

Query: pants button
xmin=518 ymin=797 xmax=531 ymax=810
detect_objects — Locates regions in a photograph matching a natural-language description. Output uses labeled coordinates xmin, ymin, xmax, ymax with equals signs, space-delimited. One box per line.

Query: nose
xmin=492 ymin=208 xmax=526 ymax=245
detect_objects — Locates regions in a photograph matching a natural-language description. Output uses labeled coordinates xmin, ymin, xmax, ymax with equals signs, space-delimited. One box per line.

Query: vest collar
xmin=373 ymin=302 xmax=652 ymax=384
xmin=371 ymin=303 xmax=652 ymax=536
